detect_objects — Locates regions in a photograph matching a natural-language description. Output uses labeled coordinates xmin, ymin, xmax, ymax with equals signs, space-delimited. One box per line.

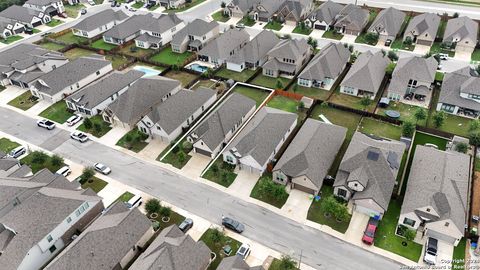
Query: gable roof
xmin=340 ymin=51 xmax=390 ymax=93
xmin=254 ymin=0 xmax=285 ymax=18
xmin=129 ymin=225 xmax=211 ymax=270
xmin=405 ymin=13 xmax=440 ymax=39
xmin=266 ymin=38 xmax=310 ymax=60
xmin=103 ymin=13 xmax=181 ymax=40
xmin=273 ymin=119 xmax=346 ymax=188
xmin=217 ymin=255 xmax=264 ymax=270
xmin=0 ymin=44 xmax=64 ymax=68
xmin=141 ymin=13 xmax=183 ymax=33
xmin=439 ymin=67 xmax=480 ymax=112
xmin=24 ymin=0 xmax=58 ymax=6
xmin=198 ymin=28 xmax=250 ymax=60
xmin=388 ymin=56 xmax=437 ymax=95
xmin=0 ymin=5 xmax=41 ymax=23
xmin=73 ymin=9 xmax=128 ymax=32
xmin=279 ymin=0 xmax=312 ymax=21
xmin=443 ymin=16 xmax=478 ymax=44
xmin=171 ymin=19 xmax=218 ymax=45
xmin=334 ymin=4 xmax=369 ymax=31
xmin=298 ymin=42 xmax=350 ymax=81
xmin=311 ymin=0 xmax=343 ymax=25
xmin=368 ymin=7 xmax=406 ymax=37
xmin=228 ymin=30 xmax=280 ymax=65
xmin=401 ymin=145 xmax=470 ymax=234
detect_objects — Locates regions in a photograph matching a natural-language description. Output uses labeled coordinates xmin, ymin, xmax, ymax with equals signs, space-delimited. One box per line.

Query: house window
xmin=47 ymin=235 xmax=53 ymax=242
xmin=337 ymin=188 xmax=347 ymax=197
xmin=403 ymin=217 xmax=416 ymax=227
xmin=441 ymin=104 xmax=455 ymax=113
xmin=75 ymin=209 xmax=81 ymax=217
xmin=66 ymin=217 xmax=72 ymax=223
xmin=468 ymin=93 xmax=480 ymax=100
xmin=49 ymin=245 xmax=57 ymax=253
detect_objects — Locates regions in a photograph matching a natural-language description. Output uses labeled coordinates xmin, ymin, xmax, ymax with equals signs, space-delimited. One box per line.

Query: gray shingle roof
xmin=141 ymin=13 xmax=183 ymax=33
xmin=0 ymin=5 xmax=41 ymax=23
xmin=228 ymin=0 xmax=261 ymax=14
xmin=273 ymin=119 xmax=346 ymax=189
xmin=0 ymin=44 xmax=63 ymax=67
xmin=73 ymin=9 xmax=128 ymax=32
xmin=298 ymin=42 xmax=350 ymax=81
xmin=401 ymin=145 xmax=470 ymax=234
xmin=103 ymin=13 xmax=181 ymax=40
xmin=171 ymin=19 xmax=219 ymax=45
xmin=67 ymin=70 xmax=144 ymax=110
xmin=228 ymin=30 xmax=280 ymax=65
xmin=0 ymin=158 xmax=19 ymax=171
xmin=388 ymin=56 xmax=437 ymax=96
xmin=148 ymin=87 xmax=216 ymax=135
xmin=129 ymin=225 xmax=211 ymax=270
xmin=405 ymin=13 xmax=440 ymax=40
xmin=191 ymin=92 xmax=256 ymax=151
xmin=254 ymin=0 xmax=285 ymax=19
xmin=46 ymin=202 xmax=151 ymax=270
xmin=107 ymin=76 xmax=181 ymax=125
xmin=266 ymin=38 xmax=310 ymax=61
xmin=340 ymin=51 xmax=390 ymax=94
xmin=24 ymin=0 xmax=58 ymax=6
xmin=226 ymin=107 xmax=297 ymax=168
xmin=311 ymin=0 xmax=343 ymax=24
xmin=439 ymin=67 xmax=480 ymax=111
xmin=334 ymin=4 xmax=369 ymax=32
xmin=443 ymin=16 xmax=478 ymax=44
xmin=368 ymin=7 xmax=406 ymax=37
xmin=198 ymin=28 xmax=250 ymax=60
xmin=217 ymin=255 xmax=261 ymax=270
xmin=33 ymin=56 xmax=111 ymax=96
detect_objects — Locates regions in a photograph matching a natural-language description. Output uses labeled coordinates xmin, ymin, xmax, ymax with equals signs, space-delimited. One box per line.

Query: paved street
xmin=0 ymin=106 xmax=403 ymax=270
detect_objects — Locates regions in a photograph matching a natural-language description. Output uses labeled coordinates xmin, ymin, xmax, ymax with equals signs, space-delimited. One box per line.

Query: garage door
xmin=292 ymin=183 xmax=316 ymax=194
xmin=426 ymin=230 xmax=457 ymax=245
xmin=315 ymin=24 xmax=326 ymax=30
xmin=194 ymin=147 xmax=212 ymax=157
xmin=354 ymin=204 xmax=382 ymax=219
xmin=416 ymin=39 xmax=433 ymax=46
xmin=49 ymin=10 xmax=58 ymax=16
xmin=32 ymin=21 xmax=42 ymax=27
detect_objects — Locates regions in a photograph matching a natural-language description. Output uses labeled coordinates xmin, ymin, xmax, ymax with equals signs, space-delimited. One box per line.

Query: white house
xmin=71 ymin=9 xmax=128 ymax=39
xmin=23 ymin=0 xmax=65 ymax=16
xmin=134 ymin=14 xmax=184 ymax=49
xmin=0 ymin=5 xmax=51 ymax=28
xmin=0 ymin=17 xmax=25 ymax=39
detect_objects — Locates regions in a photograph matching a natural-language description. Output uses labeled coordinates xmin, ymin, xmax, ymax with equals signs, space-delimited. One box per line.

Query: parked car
xmin=94 ymin=163 xmax=111 ymax=175
xmin=24 ymin=28 xmax=34 ymax=35
xmin=178 ymin=218 xmax=194 ymax=233
xmin=125 ymin=194 xmax=142 ymax=209
xmin=361 ymin=217 xmax=379 ymax=245
xmin=235 ymin=23 xmax=245 ymax=29
xmin=37 ymin=119 xmax=56 ymax=130
xmin=55 ymin=165 xmax=71 ymax=177
xmin=70 ymin=131 xmax=89 ymax=143
xmin=129 ymin=7 xmax=136 ymax=12
xmin=111 ymin=1 xmax=116 ymax=7
xmin=222 ymin=216 xmax=244 ymax=233
xmin=66 ymin=114 xmax=83 ymax=126
xmin=7 ymin=146 xmax=26 ymax=158
xmin=236 ymin=243 xmax=251 ymax=260
xmin=437 ymin=53 xmax=448 ymax=61
xmin=116 ymin=2 xmax=121 ymax=7
xmin=80 ymin=9 xmax=87 ymax=15
xmin=423 ymin=237 xmax=438 ymax=265
xmin=87 ymin=0 xmax=95 ymax=5
xmin=384 ymin=39 xmax=392 ymax=47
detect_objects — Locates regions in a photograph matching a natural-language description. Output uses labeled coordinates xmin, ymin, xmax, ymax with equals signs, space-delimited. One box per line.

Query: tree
xmin=320 ymin=196 xmax=338 ymax=216
xmin=364 ymin=32 xmax=379 ymax=45
xmin=93 ymin=122 xmax=102 ymax=133
xmin=307 ymin=36 xmax=313 ymax=45
xmin=334 ymin=203 xmax=350 ymax=222
xmin=293 ymin=84 xmax=298 ymax=93
xmin=469 ymin=130 xmax=480 ymax=146
xmin=385 ymin=63 xmax=396 ymax=75
xmin=402 ymin=121 xmax=415 ymax=138
xmin=220 ymin=1 xmax=226 ymax=8
xmin=453 ymin=12 xmax=459 ymax=18
xmin=387 ymin=50 xmax=398 ymax=61
xmin=124 ymin=133 xmax=133 ymax=147
xmin=455 ymin=142 xmax=468 ymax=153
xmin=298 ymin=101 xmax=305 ymax=110
xmin=360 ymin=96 xmax=372 ymax=110
xmin=469 ymin=118 xmax=480 ymax=132
xmin=159 ymin=206 xmax=172 ymax=217
xmin=31 ymin=151 xmax=48 ymax=164
xmin=310 ymin=39 xmax=318 ymax=50
xmin=404 ymin=36 xmax=413 ymax=46
xmin=278 ymin=255 xmax=297 ymax=270
xmin=83 ymin=117 xmax=93 ymax=129
xmin=50 ymin=154 xmax=64 ymax=167
xmin=211 ymin=163 xmax=219 ymax=174
xmin=404 ymin=228 xmax=417 ymax=241
xmin=275 ymin=80 xmax=284 ymax=90
xmin=145 ymin=198 xmax=162 ymax=214
xmin=80 ymin=167 xmax=95 ymax=184
xmin=210 ymin=228 xmax=225 ymax=244
xmin=414 ymin=107 xmax=427 ymax=123
xmin=177 ymin=151 xmax=186 ymax=163
xmin=432 ymin=111 xmax=446 ymax=128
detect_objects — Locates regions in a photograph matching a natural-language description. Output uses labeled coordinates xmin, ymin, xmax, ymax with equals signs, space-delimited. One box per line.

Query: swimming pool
xmin=188 ymin=63 xmax=209 ymax=73
xmin=133 ymin=66 xmax=159 ymax=77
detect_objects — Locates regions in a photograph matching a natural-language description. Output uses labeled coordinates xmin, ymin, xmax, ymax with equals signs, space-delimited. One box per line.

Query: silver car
xmin=94 ymin=163 xmax=111 ymax=175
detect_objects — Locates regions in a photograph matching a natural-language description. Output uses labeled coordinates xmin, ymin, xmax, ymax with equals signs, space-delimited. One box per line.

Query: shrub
xmin=404 ymin=228 xmax=417 ymax=241
xmin=404 ymin=36 xmax=413 ymax=46
xmin=83 ymin=117 xmax=93 ymax=129
xmin=455 ymin=142 xmax=468 ymax=153
xmin=385 ymin=63 xmax=396 ymax=75
xmin=177 ymin=151 xmax=186 ymax=163
xmin=402 ymin=121 xmax=415 ymax=138
xmin=414 ymin=107 xmax=427 ymax=123
xmin=145 ymin=198 xmax=161 ymax=214
xmin=50 ymin=154 xmax=64 ymax=167
xmin=360 ymin=96 xmax=372 ymax=110
xmin=387 ymin=50 xmax=399 ymax=61
xmin=31 ymin=151 xmax=48 ymax=164
xmin=469 ymin=130 xmax=480 ymax=146
xmin=80 ymin=167 xmax=95 ymax=184
xmin=93 ymin=123 xmax=102 ymax=133
xmin=432 ymin=111 xmax=446 ymax=128
xmin=160 ymin=206 xmax=171 ymax=217
xmin=210 ymin=228 xmax=225 ymax=244
xmin=364 ymin=32 xmax=379 ymax=45
xmin=278 ymin=255 xmax=297 ymax=270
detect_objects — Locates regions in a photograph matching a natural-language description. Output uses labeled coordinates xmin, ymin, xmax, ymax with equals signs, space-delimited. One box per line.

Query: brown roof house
xmin=333 ymin=4 xmax=369 ymax=36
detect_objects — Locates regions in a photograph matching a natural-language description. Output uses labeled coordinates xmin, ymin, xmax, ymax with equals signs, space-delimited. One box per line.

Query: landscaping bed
xmin=233 ymin=85 xmax=270 ymax=107
xmin=21 ymin=151 xmax=66 ymax=173
xmin=39 ymin=101 xmax=74 ymax=124
xmin=358 ymin=118 xmax=402 ymax=140
xmin=149 ymin=47 xmax=192 ymax=66
xmin=215 ymin=68 xmax=256 ymax=82
xmin=164 ymin=70 xmax=198 ymax=87
xmin=307 ymin=185 xmax=351 ymax=233
xmin=116 ymin=129 xmax=149 ymax=153
xmin=160 ymin=140 xmax=193 ymax=169
xmin=0 ymin=138 xmax=20 ymax=153
xmin=199 ymin=228 xmax=242 ymax=270
xmin=250 ymin=174 xmax=288 ymax=208
xmin=250 ymin=75 xmax=290 ymax=90
xmin=203 ymin=159 xmax=238 ymax=187
xmin=77 ymin=115 xmax=112 ymax=138
xmin=63 ymin=48 xmax=94 ymax=60
xmin=145 ymin=200 xmax=185 ymax=231
xmin=8 ymin=91 xmax=38 ymax=111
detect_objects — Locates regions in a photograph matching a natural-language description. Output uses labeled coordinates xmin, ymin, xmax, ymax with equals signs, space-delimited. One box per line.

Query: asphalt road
xmin=0 ymin=108 xmax=404 ymax=270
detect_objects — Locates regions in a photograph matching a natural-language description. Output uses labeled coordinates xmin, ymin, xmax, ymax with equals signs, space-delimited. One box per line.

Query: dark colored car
xmin=178 ymin=218 xmax=194 ymax=233
xmin=222 ymin=217 xmax=244 ymax=233
xmin=361 ymin=217 xmax=379 ymax=245
xmin=384 ymin=39 xmax=392 ymax=47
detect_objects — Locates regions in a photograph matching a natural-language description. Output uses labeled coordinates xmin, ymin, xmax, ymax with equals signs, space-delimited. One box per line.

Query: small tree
xmin=321 ymin=196 xmax=338 ymax=216
xmin=310 ymin=39 xmax=318 ymax=50
xmin=469 ymin=130 xmax=480 ymax=146
xmin=360 ymin=96 xmax=372 ymax=110
xmin=387 ymin=50 xmax=399 ymax=61
xmin=432 ymin=111 xmax=446 ymax=128
xmin=80 ymin=167 xmax=95 ymax=183
xmin=414 ymin=107 xmax=427 ymax=124
xmin=402 ymin=121 xmax=415 ymax=138
xmin=210 ymin=228 xmax=225 ymax=244
xmin=275 ymin=79 xmax=284 ymax=90
xmin=404 ymin=228 xmax=417 ymax=241
xmin=124 ymin=133 xmax=133 ymax=147
xmin=307 ymin=36 xmax=313 ymax=45
xmin=278 ymin=255 xmax=297 ymax=270
xmin=159 ymin=206 xmax=171 ymax=217
xmin=455 ymin=142 xmax=469 ymax=153
xmin=83 ymin=117 xmax=93 ymax=129
xmin=177 ymin=151 xmax=186 ymax=163
xmin=364 ymin=32 xmax=379 ymax=45
xmin=93 ymin=122 xmax=102 ymax=133
xmin=50 ymin=154 xmax=64 ymax=167
xmin=31 ymin=151 xmax=48 ymax=164
xmin=334 ymin=203 xmax=350 ymax=222
xmin=404 ymin=36 xmax=413 ymax=46
xmin=298 ymin=101 xmax=305 ymax=110
xmin=453 ymin=12 xmax=459 ymax=18
xmin=385 ymin=62 xmax=396 ymax=75
xmin=145 ymin=198 xmax=161 ymax=214
xmin=220 ymin=1 xmax=226 ymax=8
xmin=469 ymin=118 xmax=480 ymax=132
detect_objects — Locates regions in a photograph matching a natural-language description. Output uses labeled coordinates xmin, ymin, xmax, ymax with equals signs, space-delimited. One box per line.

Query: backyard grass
xmin=81 ymin=176 xmax=108 ymax=193
xmin=77 ymin=115 xmax=112 ymax=137
xmin=329 ymin=92 xmax=377 ymax=112
xmin=358 ymin=118 xmax=402 ymax=140
xmin=426 ymin=112 xmax=472 ymax=137
xmin=264 ymin=20 xmax=283 ymax=31
xmin=292 ymin=25 xmax=312 ymax=35
xmin=233 ymin=85 xmax=270 ymax=107
xmin=452 ymin=238 xmax=466 ymax=270
xmin=132 ymin=1 xmax=144 ymax=8
xmin=91 ymin=39 xmax=117 ymax=51
xmin=250 ymin=75 xmax=290 ymax=90
xmin=39 ymin=41 xmax=66 ymax=51
xmin=116 ymin=129 xmax=149 ymax=153
xmin=21 ymin=152 xmax=66 ymax=173
xmin=39 ymin=101 xmax=74 ymax=124
xmin=374 ymin=199 xmax=423 ymax=262
xmin=164 ymin=70 xmax=198 ymax=87
xmin=105 ymin=55 xmax=130 ymax=70
xmin=250 ymin=174 xmax=289 ymax=208
xmin=390 ymin=38 xmax=415 ymax=51
xmin=322 ymin=30 xmax=343 ymax=40
xmin=119 ymin=44 xmax=153 ymax=58
xmin=0 ymin=138 xmax=20 ymax=153
xmin=54 ymin=31 xmax=88 ymax=44
xmin=288 ymin=84 xmax=331 ymax=100
xmin=307 ymin=185 xmax=352 ymax=233
xmin=203 ymin=159 xmax=237 ymax=187
xmin=212 ymin=10 xmax=230 ymax=22
xmin=376 ymin=102 xmax=428 ymax=126
xmin=64 ymin=4 xmax=85 ymax=18
xmin=215 ymin=68 xmax=256 ymax=82
xmin=160 ymin=140 xmax=193 ymax=169
xmin=267 ymin=95 xmax=299 ymax=113
xmin=46 ymin=19 xmax=63 ymax=27
xmin=7 ymin=91 xmax=38 ymax=111
xmin=149 ymin=47 xmax=192 ymax=66
xmin=192 ymin=79 xmax=227 ymax=92
xmin=0 ymin=35 xmax=23 ymax=44
xmin=165 ymin=0 xmax=206 ymax=13
xmin=63 ymin=48 xmax=94 ymax=60
xmin=199 ymin=228 xmax=242 ymax=270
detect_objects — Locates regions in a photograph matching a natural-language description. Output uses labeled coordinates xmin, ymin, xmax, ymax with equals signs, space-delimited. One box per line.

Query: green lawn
xmin=429 ymin=42 xmax=455 ymax=57
xmin=116 ymin=129 xmax=149 ymax=153
xmin=91 ymin=39 xmax=117 ymax=51
xmin=267 ymin=95 xmax=299 ymax=113
xmin=238 ymin=16 xmax=256 ymax=27
xmin=374 ymin=199 xmax=423 ymax=262
xmin=77 ymin=115 xmax=112 ymax=137
xmin=39 ymin=41 xmax=66 ymax=51
xmin=269 ymin=258 xmax=298 ymax=270
xmin=264 ymin=20 xmax=283 ymax=31
xmin=376 ymin=102 xmax=427 ymax=126
xmin=115 ymin=191 xmax=134 ymax=203
xmin=203 ymin=159 xmax=237 ymax=187
xmin=212 ymin=10 xmax=230 ymax=22
xmin=21 ymin=152 xmax=66 ymax=173
xmin=435 ymin=71 xmax=445 ymax=82
xmin=329 ymin=92 xmax=377 ymax=112
xmin=39 ymin=101 xmax=74 ymax=124
xmin=215 ymin=68 xmax=256 ymax=82
xmin=307 ymin=185 xmax=352 ymax=233
xmin=436 ymin=19 xmax=447 ymax=40
xmin=81 ymin=176 xmax=108 ymax=193
xmin=64 ymin=4 xmax=85 ymax=18
xmin=426 ymin=113 xmax=472 ymax=137
xmin=0 ymin=138 xmax=20 ymax=153
xmin=46 ymin=19 xmax=63 ymax=27
xmin=7 ymin=91 xmax=38 ymax=111
xmin=63 ymin=48 xmax=94 ymax=60
xmin=472 ymin=49 xmax=480 ymax=62
xmin=390 ymin=38 xmax=415 ymax=51
xmin=358 ymin=117 xmax=402 ymax=140
xmin=132 ymin=1 xmax=144 ymax=8
xmin=160 ymin=140 xmax=193 ymax=169
xmin=233 ymin=85 xmax=270 ymax=107
xmin=250 ymin=75 xmax=290 ymax=90
xmin=119 ymin=43 xmax=153 ymax=58
xmin=54 ymin=32 xmax=88 ymax=44
xmin=452 ymin=238 xmax=466 ymax=270
xmin=250 ymin=174 xmax=288 ymax=208
xmin=105 ymin=55 xmax=130 ymax=70
xmin=292 ymin=25 xmax=312 ymax=35
xmin=149 ymin=47 xmax=193 ymax=66
xmin=288 ymin=84 xmax=331 ymax=100
xmin=165 ymin=0 xmax=206 ymax=13
xmin=164 ymin=70 xmax=198 ymax=87
xmin=0 ymin=35 xmax=23 ymax=44
xmin=199 ymin=228 xmax=242 ymax=270
xmin=322 ymin=30 xmax=343 ymax=40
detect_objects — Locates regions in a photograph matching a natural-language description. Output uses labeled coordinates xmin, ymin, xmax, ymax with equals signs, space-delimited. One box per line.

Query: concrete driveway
xmin=251 ymin=21 xmax=266 ymax=30
xmin=454 ymin=50 xmax=472 ymax=61
xmin=138 ymin=139 xmax=168 ymax=160
xmin=228 ymin=169 xmax=259 ymax=199
xmin=344 ymin=211 xmax=370 ymax=246
xmin=182 ymin=152 xmax=211 ymax=179
xmin=27 ymin=100 xmax=51 ymax=116
xmin=97 ymin=126 xmax=129 ymax=146
xmin=280 ymin=189 xmax=312 ymax=222
xmin=341 ymin=34 xmax=357 ymax=43
xmin=414 ymin=45 xmax=431 ymax=55
xmin=310 ymin=29 xmax=325 ymax=39
xmin=0 ymin=86 xmax=26 ymax=106
xmin=281 ymin=24 xmax=295 ymax=33
xmin=417 ymin=238 xmax=454 ymax=268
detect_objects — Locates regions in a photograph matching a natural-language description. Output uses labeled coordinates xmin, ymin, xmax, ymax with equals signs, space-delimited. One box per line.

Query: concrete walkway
xmin=27 ymin=100 xmax=51 ymax=116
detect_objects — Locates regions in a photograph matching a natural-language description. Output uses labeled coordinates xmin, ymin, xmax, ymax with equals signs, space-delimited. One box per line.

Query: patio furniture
xmin=385 ymin=110 xmax=400 ymax=119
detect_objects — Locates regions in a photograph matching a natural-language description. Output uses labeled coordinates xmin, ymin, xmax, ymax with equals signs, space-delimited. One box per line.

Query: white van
xmin=55 ymin=166 xmax=71 ymax=177
xmin=126 ymin=195 xmax=143 ymax=209
xmin=8 ymin=146 xmax=26 ymax=158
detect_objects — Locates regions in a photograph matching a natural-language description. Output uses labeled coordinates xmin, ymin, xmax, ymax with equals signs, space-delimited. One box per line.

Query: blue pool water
xmin=189 ymin=64 xmax=209 ymax=73
xmin=134 ymin=66 xmax=159 ymax=77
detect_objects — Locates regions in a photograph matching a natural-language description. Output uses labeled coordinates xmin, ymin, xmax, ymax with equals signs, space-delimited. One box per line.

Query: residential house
xmin=30 ymin=55 xmax=112 ymax=103
xmin=333 ymin=4 xmax=369 ymax=36
xmin=339 ymin=50 xmax=390 ymax=99
xmin=0 ymin=5 xmax=51 ymax=28
xmin=135 ymin=14 xmax=184 ymax=49
xmin=138 ymin=87 xmax=217 ymax=143
xmin=187 ymin=93 xmax=257 ymax=158
xmin=0 ymin=17 xmax=25 ymax=39
xmin=249 ymin=0 xmax=284 ymax=22
xmin=224 ymin=0 xmax=260 ymax=18
xmin=262 ymin=38 xmax=312 ymax=78
xmin=0 ymin=169 xmax=103 ymax=270
xmin=437 ymin=67 xmax=480 ymax=118
xmin=0 ymin=44 xmax=68 ymax=89
xmin=443 ymin=16 xmax=478 ymax=55
xmin=23 ymin=0 xmax=64 ymax=16
xmin=71 ymin=9 xmax=128 ymax=39
xmin=368 ymin=7 xmax=406 ymax=42
xmin=155 ymin=0 xmax=190 ymax=9
xmin=103 ymin=14 xmax=147 ymax=45
xmin=273 ymin=119 xmax=346 ymax=194
xmin=223 ymin=107 xmax=297 ymax=175
xmin=45 ymin=202 xmax=154 ymax=270
xmin=129 ymin=225 xmax=212 ymax=270
xmin=66 ymin=70 xmax=144 ymax=116
xmin=305 ymin=0 xmax=343 ymax=30
xmin=103 ymin=76 xmax=181 ymax=129
xmin=399 ymin=145 xmax=470 ymax=246
xmin=277 ymin=0 xmax=314 ymax=26
xmin=297 ymin=42 xmax=350 ymax=90
xmin=333 ymin=132 xmax=406 ymax=219
xmin=226 ymin=30 xmax=280 ymax=72
xmin=217 ymin=255 xmax=264 ymax=270
xmin=171 ymin=19 xmax=220 ymax=53
xmin=404 ymin=13 xmax=440 ymax=46
xmin=198 ymin=28 xmax=250 ymax=66
xmin=387 ymin=56 xmax=438 ymax=103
